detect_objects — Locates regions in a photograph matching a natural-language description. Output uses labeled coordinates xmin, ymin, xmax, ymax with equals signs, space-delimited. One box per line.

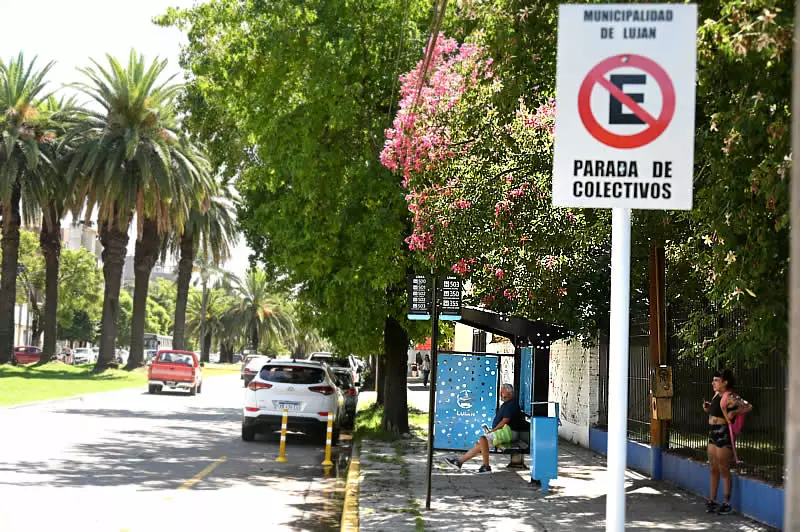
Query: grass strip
xmin=0 ymin=362 xmax=240 ymax=406
xmin=0 ymin=363 xmax=146 ymax=406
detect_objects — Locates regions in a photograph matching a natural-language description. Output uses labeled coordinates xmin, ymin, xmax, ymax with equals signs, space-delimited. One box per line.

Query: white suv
xmin=242 ymin=360 xmax=345 ymax=443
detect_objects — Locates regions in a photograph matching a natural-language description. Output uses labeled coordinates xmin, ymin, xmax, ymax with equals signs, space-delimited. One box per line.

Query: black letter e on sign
xmin=608 ymin=74 xmax=646 ymax=125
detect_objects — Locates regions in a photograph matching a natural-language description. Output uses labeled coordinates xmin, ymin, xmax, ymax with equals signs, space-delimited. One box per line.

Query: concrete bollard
xmin=322 ymin=412 xmax=334 ymax=466
xmin=276 ymin=408 xmax=288 ymax=463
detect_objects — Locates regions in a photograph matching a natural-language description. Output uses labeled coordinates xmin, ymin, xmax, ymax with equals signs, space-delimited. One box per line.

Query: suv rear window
xmin=260 ymin=365 xmax=325 ymax=384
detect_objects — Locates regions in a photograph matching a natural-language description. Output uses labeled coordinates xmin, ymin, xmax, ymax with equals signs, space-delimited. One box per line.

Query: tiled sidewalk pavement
xmin=357 ymin=409 xmax=774 ymax=531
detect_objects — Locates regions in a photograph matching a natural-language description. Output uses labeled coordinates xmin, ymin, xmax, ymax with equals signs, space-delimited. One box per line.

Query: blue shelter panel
xmin=519 ymin=346 xmax=533 ymax=416
xmin=434 ymin=354 xmax=499 ymax=450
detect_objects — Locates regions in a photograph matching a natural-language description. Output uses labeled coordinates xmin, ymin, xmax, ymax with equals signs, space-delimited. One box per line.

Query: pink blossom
xmin=495 ymin=269 xmax=505 ymax=279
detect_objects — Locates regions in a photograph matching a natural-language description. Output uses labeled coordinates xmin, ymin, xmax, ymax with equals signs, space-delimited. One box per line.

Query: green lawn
xmin=0 ymin=361 xmax=241 ymax=407
xmin=354 ymin=398 xmax=429 ymax=441
xmin=0 ymin=363 xmax=147 ymax=407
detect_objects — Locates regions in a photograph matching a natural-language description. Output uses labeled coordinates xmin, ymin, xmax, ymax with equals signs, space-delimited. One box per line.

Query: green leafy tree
xmin=56 ymin=247 xmax=103 ymax=341
xmin=116 ymin=289 xmax=133 ymax=348
xmin=148 ymin=278 xmax=177 ymax=325
xmin=60 ymin=310 xmax=96 ymax=346
xmin=159 ymin=0 xmax=437 ymax=433
xmin=67 ymin=51 xmax=211 ymax=372
xmin=0 ymin=54 xmax=54 ymax=364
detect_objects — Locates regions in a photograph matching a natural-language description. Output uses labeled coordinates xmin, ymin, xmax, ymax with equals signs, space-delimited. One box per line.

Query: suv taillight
xmin=346 ymin=388 xmax=357 ymax=397
xmin=248 ymin=381 xmax=273 ymax=391
xmin=309 ymin=385 xmax=335 ymax=396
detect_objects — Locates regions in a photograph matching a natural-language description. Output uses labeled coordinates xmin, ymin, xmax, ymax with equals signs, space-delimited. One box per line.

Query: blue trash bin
xmin=529 ymin=401 xmax=559 ymax=492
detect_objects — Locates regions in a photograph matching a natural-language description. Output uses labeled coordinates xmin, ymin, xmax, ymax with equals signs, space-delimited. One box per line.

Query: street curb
xmin=340 ymin=441 xmax=361 ymax=532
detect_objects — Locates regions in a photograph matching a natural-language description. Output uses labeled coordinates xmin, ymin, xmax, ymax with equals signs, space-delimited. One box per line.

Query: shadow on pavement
xmin=0 ymin=406 xmax=351 ymax=493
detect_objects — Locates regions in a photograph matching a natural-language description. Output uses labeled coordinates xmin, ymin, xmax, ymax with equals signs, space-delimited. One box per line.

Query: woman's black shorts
xmin=709 ymin=424 xmax=732 ymax=448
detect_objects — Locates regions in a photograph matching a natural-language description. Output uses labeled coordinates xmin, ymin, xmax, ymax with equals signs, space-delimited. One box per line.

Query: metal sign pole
xmin=786 ymin=2 xmax=800 ymax=527
xmin=606 ymin=207 xmax=631 ymax=532
xmin=425 ymin=276 xmax=440 ymax=510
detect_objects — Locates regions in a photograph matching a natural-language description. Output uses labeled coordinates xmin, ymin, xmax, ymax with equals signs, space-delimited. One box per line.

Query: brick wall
xmin=549 ymin=337 xmax=600 ymax=447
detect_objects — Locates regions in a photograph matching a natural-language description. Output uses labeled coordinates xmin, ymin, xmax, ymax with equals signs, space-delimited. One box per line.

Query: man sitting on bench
xmin=442 ymin=383 xmax=528 ymax=474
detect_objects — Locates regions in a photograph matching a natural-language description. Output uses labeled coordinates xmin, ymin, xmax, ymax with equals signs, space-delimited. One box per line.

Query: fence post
xmin=648 ymin=246 xmax=668 ymax=480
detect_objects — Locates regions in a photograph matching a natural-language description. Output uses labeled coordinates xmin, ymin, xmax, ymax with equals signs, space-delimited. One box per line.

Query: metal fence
xmin=596 ymin=336 xmax=651 ymax=445
xmin=596 ymin=307 xmax=787 ymax=486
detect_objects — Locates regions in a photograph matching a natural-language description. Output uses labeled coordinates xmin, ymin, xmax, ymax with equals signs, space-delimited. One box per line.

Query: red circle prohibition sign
xmin=578 ymin=54 xmax=675 ymax=149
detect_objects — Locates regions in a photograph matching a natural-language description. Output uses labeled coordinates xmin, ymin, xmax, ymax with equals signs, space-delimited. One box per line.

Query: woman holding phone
xmin=702 ymin=369 xmax=752 ymax=515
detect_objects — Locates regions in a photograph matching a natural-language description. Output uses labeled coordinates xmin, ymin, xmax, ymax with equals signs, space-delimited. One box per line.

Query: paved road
xmin=0 ymin=374 xmax=349 ymax=532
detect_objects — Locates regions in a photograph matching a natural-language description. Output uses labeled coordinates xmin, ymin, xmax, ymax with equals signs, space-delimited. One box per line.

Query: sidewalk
xmin=354 ymin=380 xmax=774 ymax=531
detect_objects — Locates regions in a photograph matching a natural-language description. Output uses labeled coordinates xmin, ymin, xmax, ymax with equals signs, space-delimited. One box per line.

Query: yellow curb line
xmin=340 ymin=443 xmax=361 ymax=532
xmin=178 ymin=456 xmax=227 ymax=490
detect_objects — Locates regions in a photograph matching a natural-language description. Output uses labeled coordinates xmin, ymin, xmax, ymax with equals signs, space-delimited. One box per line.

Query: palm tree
xmin=229 ymin=269 xmax=293 ymax=352
xmin=186 ymin=288 xmax=236 ymax=358
xmin=127 ymin=139 xmax=211 ymax=370
xmin=0 ymin=54 xmax=54 ymax=364
xmin=169 ymin=182 xmax=238 ymax=351
xmin=67 ymin=51 xmax=211 ymax=372
xmin=34 ymin=95 xmax=80 ymax=363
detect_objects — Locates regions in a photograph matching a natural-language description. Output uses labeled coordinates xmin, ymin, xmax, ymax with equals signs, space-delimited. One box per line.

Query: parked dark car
xmin=331 ymin=368 xmax=358 ymax=428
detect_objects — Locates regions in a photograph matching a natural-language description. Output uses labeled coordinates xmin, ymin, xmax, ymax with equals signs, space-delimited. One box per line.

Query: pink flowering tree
xmin=381 ymin=34 xmax=612 ymax=336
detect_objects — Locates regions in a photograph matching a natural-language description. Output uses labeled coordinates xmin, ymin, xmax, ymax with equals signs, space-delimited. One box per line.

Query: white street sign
xmin=552 ymin=4 xmax=697 ymax=210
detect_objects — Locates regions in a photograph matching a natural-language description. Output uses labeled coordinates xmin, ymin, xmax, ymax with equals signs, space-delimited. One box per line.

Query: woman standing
xmin=703 ymin=369 xmax=752 ymax=515
xmin=422 ymin=354 xmax=431 ymax=387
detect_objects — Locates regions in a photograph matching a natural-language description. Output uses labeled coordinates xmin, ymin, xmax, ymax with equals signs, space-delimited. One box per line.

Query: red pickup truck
xmin=147 ymin=350 xmax=203 ymax=395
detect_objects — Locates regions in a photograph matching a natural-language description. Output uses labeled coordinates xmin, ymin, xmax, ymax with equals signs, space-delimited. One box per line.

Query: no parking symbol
xmin=578 ymin=54 xmax=675 ymax=150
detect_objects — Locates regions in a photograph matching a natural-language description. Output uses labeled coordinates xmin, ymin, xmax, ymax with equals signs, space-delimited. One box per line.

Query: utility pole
xmin=648 ymin=246 xmax=669 ymax=480
xmin=785 ymin=1 xmax=800 ymax=528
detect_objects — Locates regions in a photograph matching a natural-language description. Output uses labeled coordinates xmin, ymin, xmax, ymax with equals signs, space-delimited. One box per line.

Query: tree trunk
xmin=249 ymin=316 xmax=259 ymax=351
xmin=172 ymin=230 xmax=194 ymax=350
xmin=220 ymin=342 xmax=231 ymax=364
xmin=199 ymin=283 xmax=209 ymax=361
xmin=95 ymin=216 xmax=130 ymax=373
xmin=127 ymin=218 xmax=161 ymax=370
xmin=381 ymin=316 xmax=409 ymax=434
xmin=376 ymin=354 xmax=386 ymax=405
xmin=203 ymin=331 xmax=211 ymax=362
xmin=0 ymin=184 xmax=21 ymax=365
xmin=39 ymin=213 xmax=61 ymax=364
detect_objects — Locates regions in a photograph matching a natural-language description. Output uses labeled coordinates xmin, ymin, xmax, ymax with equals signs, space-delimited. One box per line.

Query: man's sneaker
xmin=442 ymin=457 xmax=461 ymax=470
xmin=718 ymin=503 xmax=733 ymax=515
xmin=705 ymin=501 xmax=719 ymax=513
xmin=476 ymin=464 xmax=492 ymax=474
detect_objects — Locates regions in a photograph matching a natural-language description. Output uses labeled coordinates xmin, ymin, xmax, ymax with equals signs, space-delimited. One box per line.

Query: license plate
xmin=167 ymin=381 xmax=178 ymax=386
xmin=276 ymin=401 xmax=300 ymax=411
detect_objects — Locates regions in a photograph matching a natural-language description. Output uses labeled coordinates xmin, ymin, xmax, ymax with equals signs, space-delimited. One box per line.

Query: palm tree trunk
xmin=203 ymin=331 xmax=211 ymax=362
xmin=127 ymin=218 xmax=161 ymax=370
xmin=381 ymin=316 xmax=409 ymax=435
xmin=199 ymin=282 xmax=209 ymax=361
xmin=96 ymin=216 xmax=130 ymax=373
xmin=172 ymin=230 xmax=194 ymax=350
xmin=0 ymin=184 xmax=22 ymax=365
xmin=39 ymin=212 xmax=61 ymax=364
xmin=249 ymin=316 xmax=259 ymax=351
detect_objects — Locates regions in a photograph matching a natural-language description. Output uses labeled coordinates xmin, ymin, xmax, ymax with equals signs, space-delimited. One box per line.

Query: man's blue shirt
xmin=493 ymin=399 xmax=527 ymax=431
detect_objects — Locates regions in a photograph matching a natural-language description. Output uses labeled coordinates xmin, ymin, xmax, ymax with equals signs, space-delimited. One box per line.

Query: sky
xmin=0 ymin=0 xmax=253 ymax=278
